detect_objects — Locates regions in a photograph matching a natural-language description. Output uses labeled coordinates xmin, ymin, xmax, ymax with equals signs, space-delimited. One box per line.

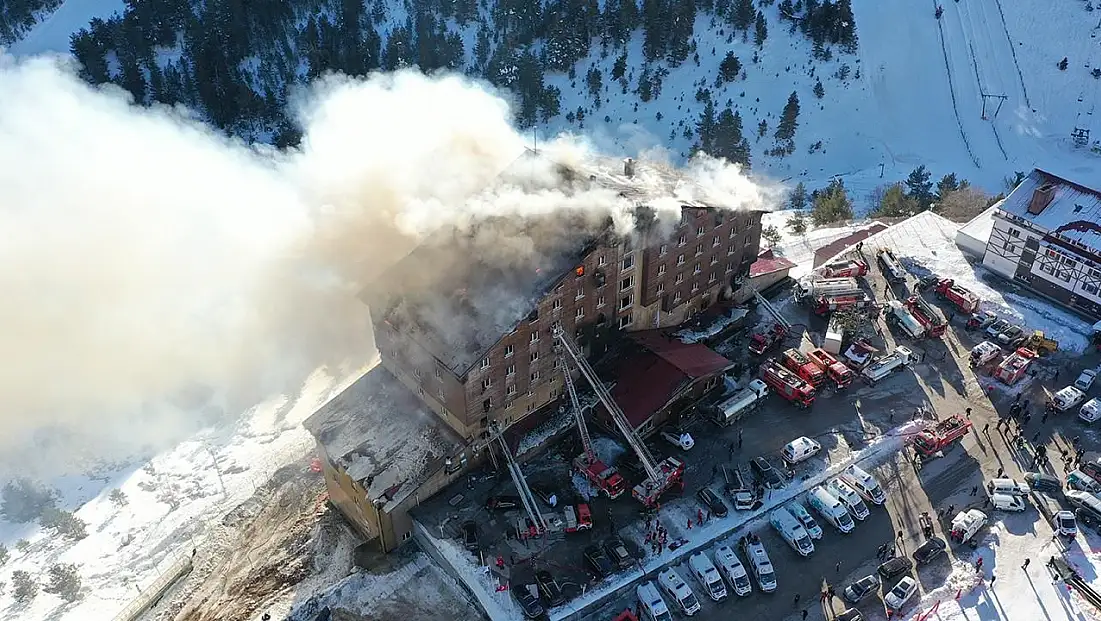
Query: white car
xmin=884 ymin=576 xmax=918 ymax=611
xmin=781 ymin=437 xmax=822 ymax=465
xmin=660 ymin=428 xmax=695 ymax=450
xmin=1081 ymin=398 xmax=1101 ymax=423
xmin=1054 ymin=386 xmax=1087 ymax=412
xmin=1056 ymin=511 xmax=1078 ymax=537
xmin=1076 ymin=368 xmax=1099 ymax=392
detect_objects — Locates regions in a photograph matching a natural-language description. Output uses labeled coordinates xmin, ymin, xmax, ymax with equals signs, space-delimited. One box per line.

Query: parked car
xmin=751 ymin=456 xmax=785 ymax=489
xmin=513 ymin=584 xmax=546 ymax=619
xmin=884 ymin=576 xmax=918 ymax=611
xmin=584 ymin=545 xmax=615 ymax=579
xmin=535 ymin=570 xmax=566 ymax=606
xmin=485 ymin=495 xmax=523 ymax=512
xmin=913 ymin=537 xmax=947 ymax=565
xmin=877 ymin=556 xmax=913 ymax=580
xmin=985 ymin=319 xmax=1011 ymax=339
xmin=1076 ymin=368 xmax=1099 ymax=392
xmin=697 ymin=487 xmax=729 ymax=518
xmin=843 ymin=574 xmax=881 ymax=603
xmin=1024 ymin=472 xmax=1062 ymax=494
xmin=660 ymin=427 xmax=695 ymax=450
xmin=996 ymin=325 xmax=1025 ymax=347
xmin=836 ymin=609 xmax=865 ymax=621
xmin=604 ymin=537 xmax=633 ymax=569
xmin=967 ymin=310 xmax=998 ymax=331
xmin=1057 ymin=511 xmax=1079 ymax=537
xmin=460 ymin=520 xmax=479 ymax=551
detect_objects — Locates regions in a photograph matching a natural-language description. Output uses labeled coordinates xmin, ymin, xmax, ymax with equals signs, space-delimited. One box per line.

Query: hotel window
xmin=530 ymin=351 xmax=540 ymax=362
xmin=696 ymin=226 xmax=705 ymax=236
xmin=619 ymin=315 xmax=633 ymax=329
xmin=728 ymin=245 xmax=736 ymax=255
xmin=504 ymin=345 xmax=514 ymax=358
xmin=597 ymin=295 xmax=606 ymax=307
xmin=729 ymin=227 xmax=737 ymax=238
xmin=678 ymin=234 xmax=687 ymax=246
xmin=526 ymin=403 xmax=534 ymax=413
xmin=674 ymin=291 xmax=682 ymax=303
xmin=482 ymin=378 xmax=492 ymax=389
xmin=598 ymin=254 xmax=606 ymax=266
xmin=712 ymin=236 xmax=720 ymax=247
xmin=659 ymin=244 xmax=668 ymax=256
xmin=657 ymin=283 xmax=665 ymax=294
xmin=506 ymin=364 xmax=515 ymax=377
xmin=622 ymin=253 xmax=635 ymax=270
xmin=507 ymin=385 xmax=517 ymax=396
xmin=726 ymin=262 xmax=734 ymax=273
xmin=677 ymin=254 xmax=685 ymax=266
xmin=620 ymin=295 xmax=634 ymax=310
xmin=437 ymin=388 xmax=445 ymax=399
xmin=530 ymin=371 xmax=540 ymax=382
xmin=692 ymin=282 xmax=700 ymax=293
xmin=658 ymin=264 xmax=667 ymax=275
xmin=481 ymin=357 xmax=490 ymax=369
xmin=435 ymin=367 xmax=442 ymax=379
xmin=711 ymin=255 xmax=719 ymax=265
xmin=709 ymin=271 xmax=717 ymax=283
xmin=1009 ymin=229 xmax=1020 ymax=238
xmin=576 ymin=306 xmax=585 ymax=319
xmin=694 ymin=263 xmax=701 ymax=274
xmin=676 ymin=273 xmax=684 ymax=284
xmin=553 ymin=299 xmax=562 ymax=311
xmin=413 ymin=369 xmax=422 ymax=379
xmin=695 ymin=243 xmax=703 ymax=256
xmin=576 ymin=287 xmax=585 ymax=300
xmin=621 ymin=276 xmax=634 ymax=291
xmin=530 ymin=331 xmax=539 ymax=343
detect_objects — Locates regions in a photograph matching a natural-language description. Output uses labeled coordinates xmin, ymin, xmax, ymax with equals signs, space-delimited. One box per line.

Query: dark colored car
xmin=843 ymin=574 xmax=880 ymax=603
xmin=913 ymin=537 xmax=947 ymax=565
xmin=604 ymin=537 xmax=633 ymax=569
xmin=697 ymin=487 xmax=729 ymax=518
xmin=877 ymin=556 xmax=913 ymax=580
xmin=513 ymin=583 xmax=546 ymax=619
xmin=485 ymin=495 xmax=523 ymax=512
xmin=535 ymin=570 xmax=566 ymax=607
xmin=751 ymin=456 xmax=785 ymax=489
xmin=1077 ymin=506 xmax=1101 ymax=531
xmin=460 ymin=520 xmax=479 ymax=551
xmin=1024 ymin=472 xmax=1062 ymax=494
xmin=584 ymin=545 xmax=615 ymax=579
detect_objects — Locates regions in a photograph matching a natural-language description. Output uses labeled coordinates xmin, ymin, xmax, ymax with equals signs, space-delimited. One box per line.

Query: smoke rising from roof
xmin=0 ymin=54 xmax=777 ymax=476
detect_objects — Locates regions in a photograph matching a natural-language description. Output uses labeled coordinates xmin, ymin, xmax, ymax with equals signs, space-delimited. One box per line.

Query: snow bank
xmin=675 ymin=308 xmax=749 ymax=344
xmin=415 ymin=522 xmax=523 ymax=621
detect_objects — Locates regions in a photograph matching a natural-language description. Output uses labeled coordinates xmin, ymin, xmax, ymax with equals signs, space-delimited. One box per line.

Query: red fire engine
xmin=821 ymin=258 xmax=870 ymax=278
xmin=910 ymin=414 xmax=973 ymax=457
xmin=781 ymin=348 xmax=825 ymax=387
xmin=993 ymin=347 xmax=1038 ymax=386
xmin=806 ymin=348 xmax=854 ymax=388
xmin=812 ymin=292 xmax=874 ymax=316
xmin=760 ymin=359 xmax=816 ymax=408
xmin=933 ymin=278 xmax=980 ymax=314
xmin=749 ymin=324 xmax=788 ymax=355
xmin=905 ymin=295 xmax=947 ymax=338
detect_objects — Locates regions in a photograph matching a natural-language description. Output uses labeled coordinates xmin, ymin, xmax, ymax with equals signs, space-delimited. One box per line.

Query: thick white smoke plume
xmin=0 ymin=53 xmax=778 ymax=476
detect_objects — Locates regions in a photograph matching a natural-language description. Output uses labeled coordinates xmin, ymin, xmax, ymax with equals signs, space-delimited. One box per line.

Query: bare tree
xmin=935 ymin=187 xmax=990 ymax=222
xmin=866 ymin=184 xmax=890 ymax=213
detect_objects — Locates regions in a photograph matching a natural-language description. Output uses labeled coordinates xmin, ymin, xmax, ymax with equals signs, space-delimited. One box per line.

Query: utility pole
xmin=204 ymin=443 xmax=226 ymax=496
xmin=879 ymin=163 xmax=884 ymax=178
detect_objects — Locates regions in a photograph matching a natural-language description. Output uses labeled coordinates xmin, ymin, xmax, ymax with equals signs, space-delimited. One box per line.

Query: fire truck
xmin=760 ymin=359 xmax=816 ymax=408
xmin=933 ymin=278 xmax=980 ymax=314
xmin=993 ymin=347 xmax=1038 ymax=386
xmin=781 ymin=348 xmax=825 ymax=387
xmin=905 ymin=295 xmax=947 ymax=338
xmin=877 ymin=248 xmax=907 ymax=283
xmin=910 ymin=414 xmax=973 ymax=458
xmin=806 ymin=348 xmax=854 ymax=388
xmin=748 ymin=292 xmax=793 ymax=356
xmin=556 ymin=329 xmax=684 ymax=508
xmin=820 ymin=258 xmax=869 ymax=278
xmin=812 ymin=292 xmax=873 ymax=316
xmin=795 ymin=277 xmax=860 ymax=301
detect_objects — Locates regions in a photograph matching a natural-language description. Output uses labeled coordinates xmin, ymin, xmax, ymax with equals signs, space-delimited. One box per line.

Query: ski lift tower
xmin=553 ymin=328 xmax=684 ymax=508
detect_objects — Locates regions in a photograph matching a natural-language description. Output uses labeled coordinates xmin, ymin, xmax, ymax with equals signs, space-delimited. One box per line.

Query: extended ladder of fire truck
xmin=562 ymin=362 xmax=595 ymax=462
xmin=489 ymin=422 xmax=547 ymax=534
xmin=553 ymin=328 xmax=666 ymax=493
xmin=754 ymin=291 xmax=793 ymax=332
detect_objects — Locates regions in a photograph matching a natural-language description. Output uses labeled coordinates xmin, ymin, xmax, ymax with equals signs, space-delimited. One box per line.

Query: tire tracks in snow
xmin=932 ymin=0 xmax=982 ymax=169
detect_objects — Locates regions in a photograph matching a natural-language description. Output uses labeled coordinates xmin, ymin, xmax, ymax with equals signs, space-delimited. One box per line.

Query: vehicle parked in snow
xmin=787 ymin=502 xmax=824 ymax=539
xmin=536 ymin=570 xmax=566 ymax=607
xmin=985 ymin=319 xmax=1012 ymax=339
xmin=689 ymin=552 xmax=728 ymax=601
xmin=770 ymin=507 xmax=815 ymax=556
xmin=724 ymin=467 xmax=759 ymax=511
xmin=986 ymin=478 xmax=1029 ymax=497
xmin=740 ymin=533 xmax=777 ymax=592
xmin=912 ymin=537 xmax=946 ymax=565
xmin=1067 ymin=470 xmax=1101 ymax=493
xmin=827 ymin=479 xmax=871 ymax=521
xmin=995 ymin=324 xmax=1026 ymax=348
xmin=697 ymin=487 xmax=728 ymax=518
xmin=1024 ymin=472 xmax=1062 ymax=494
xmin=968 ymin=341 xmax=1002 ymax=368
xmin=1053 ymin=386 xmax=1087 ymax=412
xmin=990 ymin=493 xmax=1027 ymax=512
xmin=839 ymin=465 xmax=887 ymax=505
xmin=884 ymin=576 xmax=918 ymax=612
xmin=781 ymin=436 xmax=822 ymax=465
xmin=836 ymin=609 xmax=865 ymax=621
xmin=877 ymin=556 xmax=913 ymax=580
xmin=751 ymin=456 xmax=785 ymax=489
xmin=1080 ymin=398 xmax=1101 ymax=423
xmin=967 ymin=310 xmax=998 ymax=331
xmin=657 ymin=567 xmax=701 ymax=616
xmin=713 ymin=546 xmax=752 ymax=597
xmin=513 ymin=583 xmax=545 ymax=619
xmin=605 ymin=537 xmax=633 ymax=569
xmin=1056 ymin=511 xmax=1078 ymax=537
xmin=949 ymin=509 xmax=988 ymax=543
xmin=843 ymin=574 xmax=881 ymax=603
xmin=808 ymin=486 xmax=856 ymax=533
xmin=711 ymin=379 xmax=769 ymax=426
xmin=660 ymin=427 xmax=695 ymax=450
xmin=584 ymin=545 xmax=615 ymax=579
xmin=636 ymin=581 xmax=672 ymax=621
xmin=1075 ymin=368 xmax=1099 ymax=392
xmin=886 ymin=300 xmax=925 ymax=339
xmin=806 ymin=347 xmax=855 ymax=388
xmin=861 ymin=346 xmax=915 ymax=384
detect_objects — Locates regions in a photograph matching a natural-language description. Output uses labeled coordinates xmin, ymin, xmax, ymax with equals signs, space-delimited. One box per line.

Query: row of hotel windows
xmin=657 ymin=229 xmax=753 ymax=258
xmin=1039 ymin=247 xmax=1101 ymax=295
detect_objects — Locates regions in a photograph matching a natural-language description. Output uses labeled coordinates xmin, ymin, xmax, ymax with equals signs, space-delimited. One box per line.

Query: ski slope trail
xmin=938 ymin=0 xmax=1002 ymax=166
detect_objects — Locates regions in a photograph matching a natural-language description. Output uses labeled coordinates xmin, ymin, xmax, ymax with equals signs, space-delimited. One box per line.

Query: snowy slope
xmin=4 ymin=0 xmax=125 ymax=57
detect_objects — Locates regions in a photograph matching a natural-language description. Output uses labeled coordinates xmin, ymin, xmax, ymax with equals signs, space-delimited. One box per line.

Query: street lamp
xmin=373 ymin=497 xmax=387 ymax=553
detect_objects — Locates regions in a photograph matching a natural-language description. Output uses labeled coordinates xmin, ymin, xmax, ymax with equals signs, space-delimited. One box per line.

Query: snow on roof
xmin=303 ymin=367 xmax=463 ymax=506
xmin=810 ymin=222 xmax=890 ymax=267
xmin=828 ymin=210 xmax=1092 ymax=352
xmin=749 ymin=249 xmax=797 ymax=278
xmin=998 ymin=169 xmax=1101 ymax=254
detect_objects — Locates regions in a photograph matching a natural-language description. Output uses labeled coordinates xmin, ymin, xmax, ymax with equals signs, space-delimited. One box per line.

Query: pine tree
xmin=789 ymin=182 xmax=808 ymax=210
xmin=936 ymin=173 xmax=961 ymax=198
xmin=718 ymin=51 xmax=741 ymax=82
xmin=612 ymin=53 xmax=628 ymax=80
xmin=811 ymin=179 xmax=854 ymax=225
xmin=668 ymin=0 xmax=697 ymax=64
xmin=0 ymin=543 xmax=8 ymax=566
xmin=43 ymin=564 xmax=82 ymax=602
xmin=757 ymin=118 xmax=768 ymax=139
xmin=732 ymin=0 xmax=756 ymax=30
xmin=762 ymin=225 xmax=782 ymax=246
xmin=774 ymin=91 xmax=801 ymax=142
xmin=786 ymin=211 xmax=808 ymax=235
xmin=905 ymin=165 xmax=935 ymax=209
xmin=873 ymin=183 xmax=918 ymax=217
xmin=813 ymin=79 xmax=824 ymax=98
xmin=642 ymin=0 xmax=668 ymax=62
xmin=754 ymin=11 xmax=768 ymax=47
xmin=587 ymin=67 xmax=603 ymax=99
xmin=12 ymin=571 xmax=35 ymax=604
xmin=695 ymin=99 xmax=718 ymax=155
xmin=713 ymin=107 xmax=751 ymax=167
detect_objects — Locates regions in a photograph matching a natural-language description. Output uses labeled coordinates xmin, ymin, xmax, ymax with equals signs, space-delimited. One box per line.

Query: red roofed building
xmin=733 ymin=249 xmax=797 ymax=302
xmin=599 ymin=330 xmax=734 ymax=435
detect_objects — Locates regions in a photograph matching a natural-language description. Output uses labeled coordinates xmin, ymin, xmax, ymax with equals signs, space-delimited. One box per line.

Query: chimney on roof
xmin=623 ymin=158 xmax=636 ymax=178
xmin=1027 ymin=183 xmax=1056 ymax=215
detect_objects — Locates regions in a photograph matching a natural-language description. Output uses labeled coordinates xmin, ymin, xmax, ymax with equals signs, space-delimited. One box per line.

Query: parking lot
xmin=414 ymin=248 xmax=1101 ymax=621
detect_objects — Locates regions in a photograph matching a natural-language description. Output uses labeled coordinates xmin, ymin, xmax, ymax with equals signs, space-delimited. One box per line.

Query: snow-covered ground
xmin=0 ymin=364 xmax=366 ymax=621
xmin=3 ymin=0 xmax=125 ymax=57
xmin=761 ymin=210 xmax=878 ymax=278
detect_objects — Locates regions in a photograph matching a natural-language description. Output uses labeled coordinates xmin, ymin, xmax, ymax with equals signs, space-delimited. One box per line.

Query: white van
xmin=1054 ymin=386 xmax=1087 ymax=412
xmin=769 ymin=507 xmax=815 ymax=556
xmin=986 ymin=478 xmax=1029 ymax=497
xmin=688 ymin=552 xmax=727 ymax=601
xmin=636 ymin=581 xmax=673 ymax=621
xmin=827 ymin=479 xmax=871 ymax=521
xmin=990 ymin=493 xmax=1027 ymax=512
xmin=808 ymin=486 xmax=855 ymax=533
xmin=713 ymin=545 xmax=752 ymax=596
xmin=781 ymin=436 xmax=822 ymax=465
xmin=839 ymin=465 xmax=887 ymax=505
xmin=1081 ymin=398 xmax=1101 ymax=423
xmin=787 ymin=502 xmax=824 ymax=539
xmin=740 ymin=533 xmax=777 ymax=592
xmin=657 ymin=568 xmax=701 ymax=616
